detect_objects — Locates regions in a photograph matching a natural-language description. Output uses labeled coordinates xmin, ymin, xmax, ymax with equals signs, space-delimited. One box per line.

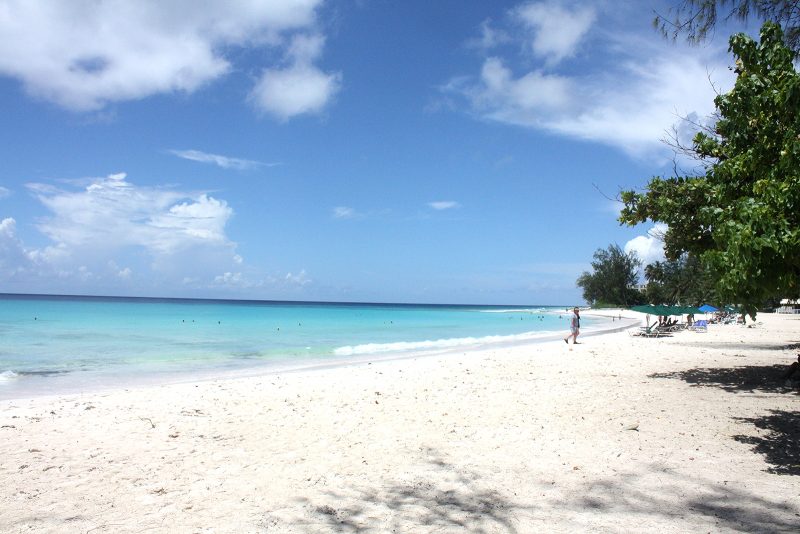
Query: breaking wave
xmin=0 ymin=370 xmax=19 ymax=382
xmin=478 ymin=308 xmax=548 ymax=314
xmin=333 ymin=330 xmax=554 ymax=356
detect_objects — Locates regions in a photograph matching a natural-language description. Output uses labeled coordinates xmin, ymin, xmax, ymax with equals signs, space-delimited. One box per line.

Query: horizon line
xmin=0 ymin=292 xmax=577 ymax=309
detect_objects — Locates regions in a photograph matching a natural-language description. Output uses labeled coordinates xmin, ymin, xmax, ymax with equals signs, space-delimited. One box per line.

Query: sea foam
xmin=0 ymin=370 xmax=19 ymax=382
xmin=333 ymin=330 xmax=554 ymax=356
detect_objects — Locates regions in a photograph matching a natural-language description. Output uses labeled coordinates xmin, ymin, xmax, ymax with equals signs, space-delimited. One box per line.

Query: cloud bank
xmin=0 ymin=171 xmax=319 ymax=296
xmin=29 ymin=173 xmax=233 ymax=255
xmin=1 ymin=173 xmax=243 ymax=291
xmin=444 ymin=1 xmax=735 ymax=158
xmin=0 ymin=0 xmax=337 ymax=119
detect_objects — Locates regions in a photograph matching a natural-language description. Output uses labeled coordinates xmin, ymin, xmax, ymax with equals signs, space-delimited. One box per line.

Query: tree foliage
xmin=654 ymin=0 xmax=800 ymax=56
xmin=620 ymin=22 xmax=800 ymax=316
xmin=643 ymin=254 xmax=717 ymax=305
xmin=576 ymin=244 xmax=644 ymax=307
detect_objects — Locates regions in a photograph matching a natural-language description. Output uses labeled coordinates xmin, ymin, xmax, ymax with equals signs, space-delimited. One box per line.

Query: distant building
xmin=776 ymin=299 xmax=800 ymax=314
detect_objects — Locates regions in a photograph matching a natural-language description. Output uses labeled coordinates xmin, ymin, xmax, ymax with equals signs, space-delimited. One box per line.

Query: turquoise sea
xmin=0 ymin=294 xmax=607 ymax=399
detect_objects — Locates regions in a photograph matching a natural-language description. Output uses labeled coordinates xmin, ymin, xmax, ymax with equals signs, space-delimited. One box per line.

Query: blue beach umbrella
xmin=698 ymin=304 xmax=718 ymax=313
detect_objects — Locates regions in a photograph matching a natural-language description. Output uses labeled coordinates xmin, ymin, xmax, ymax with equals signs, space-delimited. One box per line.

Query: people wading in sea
xmin=564 ymin=307 xmax=580 ymax=344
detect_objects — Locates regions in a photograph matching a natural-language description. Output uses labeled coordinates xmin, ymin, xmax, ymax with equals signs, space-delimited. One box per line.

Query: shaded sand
xmin=1 ymin=314 xmax=798 ymax=533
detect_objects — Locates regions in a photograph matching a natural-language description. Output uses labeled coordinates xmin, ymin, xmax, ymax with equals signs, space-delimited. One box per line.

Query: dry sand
xmin=1 ymin=313 xmax=798 ymax=533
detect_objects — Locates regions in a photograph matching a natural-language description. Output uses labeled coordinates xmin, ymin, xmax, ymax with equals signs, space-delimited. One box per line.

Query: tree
xmin=654 ymin=0 xmax=800 ymax=56
xmin=576 ymin=244 xmax=644 ymax=307
xmin=620 ymin=22 xmax=800 ymax=317
xmin=643 ymin=254 xmax=717 ymax=305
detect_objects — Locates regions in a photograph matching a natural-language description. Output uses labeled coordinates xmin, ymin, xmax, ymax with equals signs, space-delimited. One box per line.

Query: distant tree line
xmin=575 ymin=245 xmax=716 ymax=308
xmin=642 ymin=254 xmax=717 ymax=306
xmin=575 ymin=244 xmax=728 ymax=309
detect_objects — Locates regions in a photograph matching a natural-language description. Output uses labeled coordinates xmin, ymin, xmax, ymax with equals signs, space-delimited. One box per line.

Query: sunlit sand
xmin=1 ymin=313 xmax=798 ymax=532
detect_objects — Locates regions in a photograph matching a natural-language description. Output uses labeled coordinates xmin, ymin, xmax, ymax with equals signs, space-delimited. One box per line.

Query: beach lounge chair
xmin=629 ymin=325 xmax=669 ymax=338
xmin=659 ymin=322 xmax=686 ymax=333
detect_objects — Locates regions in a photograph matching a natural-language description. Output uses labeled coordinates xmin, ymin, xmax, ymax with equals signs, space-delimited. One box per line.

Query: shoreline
xmin=0 ymin=312 xmax=637 ymax=402
xmin=2 ymin=313 xmax=797 ymax=532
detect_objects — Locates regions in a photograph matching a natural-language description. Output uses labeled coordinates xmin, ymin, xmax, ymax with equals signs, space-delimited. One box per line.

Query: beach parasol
xmin=631 ymin=305 xmax=702 ymax=316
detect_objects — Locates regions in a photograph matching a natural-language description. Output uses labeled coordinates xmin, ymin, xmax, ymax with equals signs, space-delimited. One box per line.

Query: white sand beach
xmin=1 ymin=313 xmax=798 ymax=533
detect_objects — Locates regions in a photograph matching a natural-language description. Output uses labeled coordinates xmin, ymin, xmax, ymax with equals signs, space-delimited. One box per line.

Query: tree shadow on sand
xmin=670 ymin=340 xmax=800 ymax=352
xmin=650 ymin=366 xmax=799 ymax=476
xmin=733 ymin=410 xmax=800 ymax=476
xmin=572 ymin=467 xmax=800 ymax=532
xmin=649 ymin=365 xmax=798 ymax=394
xmin=270 ymin=456 xmax=800 ymax=532
xmin=287 ymin=450 xmax=528 ymax=533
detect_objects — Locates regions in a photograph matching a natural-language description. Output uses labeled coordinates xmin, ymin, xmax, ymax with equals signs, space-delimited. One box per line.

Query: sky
xmin=0 ymin=0 xmax=753 ymax=305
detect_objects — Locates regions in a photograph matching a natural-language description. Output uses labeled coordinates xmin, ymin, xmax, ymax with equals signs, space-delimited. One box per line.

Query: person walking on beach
xmin=564 ymin=307 xmax=580 ymax=344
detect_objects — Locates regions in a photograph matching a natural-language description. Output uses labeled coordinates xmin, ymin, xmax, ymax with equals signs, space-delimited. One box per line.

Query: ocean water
xmin=0 ymin=294 xmax=605 ymax=398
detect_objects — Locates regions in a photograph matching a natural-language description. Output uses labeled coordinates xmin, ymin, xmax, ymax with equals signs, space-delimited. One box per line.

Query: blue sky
xmin=0 ymin=0 xmax=749 ymax=304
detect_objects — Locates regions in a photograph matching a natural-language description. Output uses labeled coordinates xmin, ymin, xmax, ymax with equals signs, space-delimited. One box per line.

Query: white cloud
xmin=450 ymin=53 xmax=732 ymax=158
xmin=0 ymin=186 xmax=10 ymax=199
xmin=468 ymin=19 xmax=511 ymax=51
xmin=459 ymin=56 xmax=572 ymax=121
xmin=625 ymin=224 xmax=667 ymax=267
xmin=250 ymin=64 xmax=341 ymax=120
xmin=285 ymin=269 xmax=311 ymax=286
xmin=107 ymin=260 xmax=132 ymax=279
xmin=29 ymin=173 xmax=235 ymax=257
xmin=286 ymin=33 xmax=326 ymax=63
xmin=332 ymin=206 xmax=357 ymax=219
xmin=0 ymin=217 xmax=15 ymax=236
xmin=218 ymin=272 xmax=240 ymax=284
xmin=0 ymin=218 xmax=31 ymax=277
xmin=150 ymin=195 xmax=232 ymax=246
xmin=12 ymin=171 xmax=244 ymax=291
xmin=77 ymin=265 xmax=93 ymax=281
xmin=3 ymin=175 xmax=321 ymax=295
xmin=214 ymin=271 xmax=248 ymax=286
xmin=249 ymin=33 xmax=341 ymax=120
xmin=444 ymin=2 xmax=736 ymax=159
xmin=169 ymin=149 xmax=271 ymax=170
xmin=514 ymin=1 xmax=596 ymax=65
xmin=0 ymin=0 xmax=327 ymax=112
xmin=429 ymin=201 xmax=460 ymax=210
xmin=545 ymin=56 xmax=732 ymax=157
xmin=3 ymin=170 xmax=329 ymax=295
xmin=0 ymin=218 xmax=69 ymax=283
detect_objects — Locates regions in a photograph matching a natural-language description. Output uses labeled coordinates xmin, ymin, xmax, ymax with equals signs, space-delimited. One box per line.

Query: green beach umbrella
xmin=631 ymin=304 xmax=701 ymax=315
xmin=631 ymin=305 xmax=664 ymax=315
